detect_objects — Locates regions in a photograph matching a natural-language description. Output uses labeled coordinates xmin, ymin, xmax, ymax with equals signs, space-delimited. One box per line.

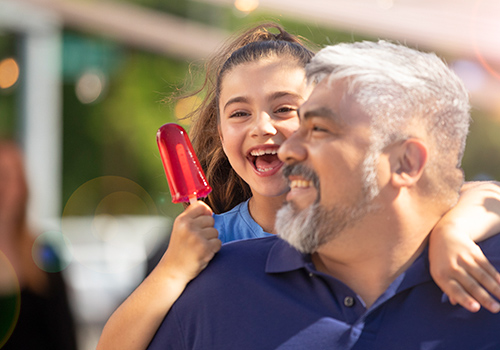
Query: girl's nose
xmin=251 ymin=112 xmax=277 ymax=138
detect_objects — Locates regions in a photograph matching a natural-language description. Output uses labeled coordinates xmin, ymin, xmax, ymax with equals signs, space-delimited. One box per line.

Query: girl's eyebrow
xmin=223 ymin=96 xmax=249 ymax=112
xmin=267 ymin=91 xmax=303 ymax=102
xmin=223 ymin=91 xmax=303 ymax=112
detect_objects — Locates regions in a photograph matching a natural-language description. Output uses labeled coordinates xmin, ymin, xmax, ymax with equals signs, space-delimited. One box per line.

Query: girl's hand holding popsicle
xmin=156 ymin=123 xmax=221 ymax=280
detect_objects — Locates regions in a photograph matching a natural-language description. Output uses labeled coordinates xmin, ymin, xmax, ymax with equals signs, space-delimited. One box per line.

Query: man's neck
xmin=312 ymin=212 xmax=436 ymax=308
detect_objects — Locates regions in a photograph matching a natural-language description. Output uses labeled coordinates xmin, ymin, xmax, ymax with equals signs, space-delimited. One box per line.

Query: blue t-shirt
xmin=214 ymin=199 xmax=274 ymax=244
xmin=148 ymin=234 xmax=500 ymax=350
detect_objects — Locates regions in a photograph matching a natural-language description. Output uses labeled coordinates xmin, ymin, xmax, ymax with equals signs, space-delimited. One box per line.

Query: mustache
xmin=282 ymin=163 xmax=320 ymax=191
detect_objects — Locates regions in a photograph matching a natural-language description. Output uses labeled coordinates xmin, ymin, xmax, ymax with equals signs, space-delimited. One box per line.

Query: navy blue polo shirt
xmin=148 ymin=235 xmax=500 ymax=350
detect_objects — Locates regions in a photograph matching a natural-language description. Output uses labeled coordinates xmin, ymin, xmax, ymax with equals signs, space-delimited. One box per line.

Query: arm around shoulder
xmin=428 ymin=180 xmax=500 ymax=313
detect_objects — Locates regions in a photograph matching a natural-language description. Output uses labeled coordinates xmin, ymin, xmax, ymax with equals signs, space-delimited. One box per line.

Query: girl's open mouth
xmin=247 ymin=146 xmax=283 ymax=174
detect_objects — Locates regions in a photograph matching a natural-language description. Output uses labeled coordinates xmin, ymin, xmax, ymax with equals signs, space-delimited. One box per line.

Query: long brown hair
xmin=178 ymin=23 xmax=315 ymax=214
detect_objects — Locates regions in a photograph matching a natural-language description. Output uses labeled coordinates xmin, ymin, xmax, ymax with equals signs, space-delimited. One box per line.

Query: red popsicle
xmin=156 ymin=123 xmax=212 ymax=204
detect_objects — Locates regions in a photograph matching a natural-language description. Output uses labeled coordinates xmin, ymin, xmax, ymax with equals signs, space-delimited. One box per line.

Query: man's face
xmin=275 ymin=79 xmax=381 ymax=253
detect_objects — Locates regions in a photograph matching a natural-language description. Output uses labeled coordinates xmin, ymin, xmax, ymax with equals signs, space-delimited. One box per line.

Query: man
xmin=148 ymin=41 xmax=500 ymax=349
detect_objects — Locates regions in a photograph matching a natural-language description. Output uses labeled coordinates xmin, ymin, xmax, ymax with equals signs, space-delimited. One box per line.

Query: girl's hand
xmin=429 ymin=181 xmax=500 ymax=313
xmin=429 ymin=224 xmax=500 ymax=313
xmin=97 ymin=201 xmax=221 ymax=350
xmin=158 ymin=201 xmax=222 ymax=284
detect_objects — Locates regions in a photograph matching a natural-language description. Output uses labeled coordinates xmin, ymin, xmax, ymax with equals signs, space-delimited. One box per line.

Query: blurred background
xmin=0 ymin=0 xmax=499 ymax=348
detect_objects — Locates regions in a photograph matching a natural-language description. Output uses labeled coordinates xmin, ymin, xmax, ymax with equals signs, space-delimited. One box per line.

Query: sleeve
xmin=479 ymin=233 xmax=500 ymax=268
xmin=214 ymin=213 xmax=228 ymax=244
xmin=147 ymin=307 xmax=186 ymax=350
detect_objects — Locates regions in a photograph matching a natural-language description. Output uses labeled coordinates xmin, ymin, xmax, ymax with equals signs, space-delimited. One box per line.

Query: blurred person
xmin=98 ymin=24 xmax=500 ymax=350
xmin=0 ymin=141 xmax=77 ymax=350
xmin=146 ymin=40 xmax=500 ymax=349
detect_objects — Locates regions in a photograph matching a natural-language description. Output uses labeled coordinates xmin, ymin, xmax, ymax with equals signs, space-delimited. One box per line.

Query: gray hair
xmin=307 ymin=40 xmax=470 ymax=197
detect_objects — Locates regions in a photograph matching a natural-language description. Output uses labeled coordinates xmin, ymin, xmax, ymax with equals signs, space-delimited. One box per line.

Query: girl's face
xmin=218 ymin=57 xmax=312 ymax=199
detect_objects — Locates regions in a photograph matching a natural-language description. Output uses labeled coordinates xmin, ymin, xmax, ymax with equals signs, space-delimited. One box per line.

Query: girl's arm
xmin=96 ymin=201 xmax=221 ymax=350
xmin=429 ymin=181 xmax=500 ymax=313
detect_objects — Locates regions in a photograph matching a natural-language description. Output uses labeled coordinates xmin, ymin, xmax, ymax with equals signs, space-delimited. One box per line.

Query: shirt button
xmin=309 ymin=272 xmax=314 ymax=277
xmin=344 ymin=296 xmax=355 ymax=307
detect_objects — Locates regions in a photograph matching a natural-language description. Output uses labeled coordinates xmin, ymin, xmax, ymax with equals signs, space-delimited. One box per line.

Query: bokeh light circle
xmin=75 ymin=70 xmax=106 ymax=104
xmin=234 ymin=0 xmax=259 ymax=13
xmin=32 ymin=231 xmax=73 ymax=273
xmin=61 ymin=176 xmax=168 ymax=273
xmin=0 ymin=251 xmax=21 ymax=348
xmin=0 ymin=58 xmax=19 ymax=89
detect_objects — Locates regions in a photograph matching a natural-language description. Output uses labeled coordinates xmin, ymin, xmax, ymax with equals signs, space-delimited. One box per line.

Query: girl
xmin=97 ymin=23 xmax=500 ymax=350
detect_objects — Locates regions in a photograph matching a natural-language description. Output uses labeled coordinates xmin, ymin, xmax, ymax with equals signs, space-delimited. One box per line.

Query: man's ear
xmin=390 ymin=139 xmax=428 ymax=188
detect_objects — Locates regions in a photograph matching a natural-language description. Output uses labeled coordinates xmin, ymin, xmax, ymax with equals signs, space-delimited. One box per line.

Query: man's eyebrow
xmin=299 ymin=106 xmax=334 ymax=121
xmin=298 ymin=106 xmax=348 ymax=128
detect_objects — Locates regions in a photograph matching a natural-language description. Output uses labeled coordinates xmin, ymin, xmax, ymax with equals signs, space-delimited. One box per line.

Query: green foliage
xmin=0 ymin=90 xmax=16 ymax=139
xmin=0 ymin=34 xmax=18 ymax=139
xmin=62 ymin=46 xmax=189 ymax=218
xmin=463 ymin=112 xmax=500 ymax=181
xmin=136 ymin=0 xmax=190 ymax=18
xmin=228 ymin=10 xmax=371 ymax=47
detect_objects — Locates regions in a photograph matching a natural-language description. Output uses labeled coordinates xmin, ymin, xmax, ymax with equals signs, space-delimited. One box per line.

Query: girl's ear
xmin=218 ymin=125 xmax=228 ymax=155
xmin=218 ymin=125 xmax=224 ymax=143
xmin=390 ymin=138 xmax=428 ymax=188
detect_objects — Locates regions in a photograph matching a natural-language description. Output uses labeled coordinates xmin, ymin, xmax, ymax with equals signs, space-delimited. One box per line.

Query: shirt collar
xmin=265 ymin=236 xmax=433 ymax=293
xmin=265 ymin=237 xmax=311 ymax=273
xmin=396 ymin=245 xmax=433 ymax=292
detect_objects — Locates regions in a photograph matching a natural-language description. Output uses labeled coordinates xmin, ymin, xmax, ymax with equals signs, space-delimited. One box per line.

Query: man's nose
xmin=278 ymin=130 xmax=307 ymax=164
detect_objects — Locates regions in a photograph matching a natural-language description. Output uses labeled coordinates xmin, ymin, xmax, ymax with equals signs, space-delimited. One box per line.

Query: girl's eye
xmin=229 ymin=111 xmax=250 ymax=118
xmin=275 ymin=106 xmax=297 ymax=114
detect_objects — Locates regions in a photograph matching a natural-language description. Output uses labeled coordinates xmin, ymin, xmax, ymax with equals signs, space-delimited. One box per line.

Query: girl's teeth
xmin=250 ymin=149 xmax=278 ymax=156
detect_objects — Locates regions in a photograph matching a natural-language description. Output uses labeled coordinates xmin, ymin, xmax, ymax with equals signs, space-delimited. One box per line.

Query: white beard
xmin=275 ymin=201 xmax=322 ymax=254
xmin=276 ymin=182 xmax=379 ymax=254
xmin=276 ymin=150 xmax=381 ymax=254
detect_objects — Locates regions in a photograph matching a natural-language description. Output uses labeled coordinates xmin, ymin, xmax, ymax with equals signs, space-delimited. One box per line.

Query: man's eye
xmin=312 ymin=125 xmax=328 ymax=132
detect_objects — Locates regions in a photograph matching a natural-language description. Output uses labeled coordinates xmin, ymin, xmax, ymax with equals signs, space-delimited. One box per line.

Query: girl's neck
xmin=248 ymin=193 xmax=286 ymax=234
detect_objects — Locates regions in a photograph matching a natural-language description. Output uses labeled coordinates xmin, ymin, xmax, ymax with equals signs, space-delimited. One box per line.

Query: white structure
xmin=0 ymin=2 xmax=228 ymax=348
xmin=0 ymin=0 xmax=63 ymax=230
xmin=0 ymin=0 xmax=229 ymax=230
